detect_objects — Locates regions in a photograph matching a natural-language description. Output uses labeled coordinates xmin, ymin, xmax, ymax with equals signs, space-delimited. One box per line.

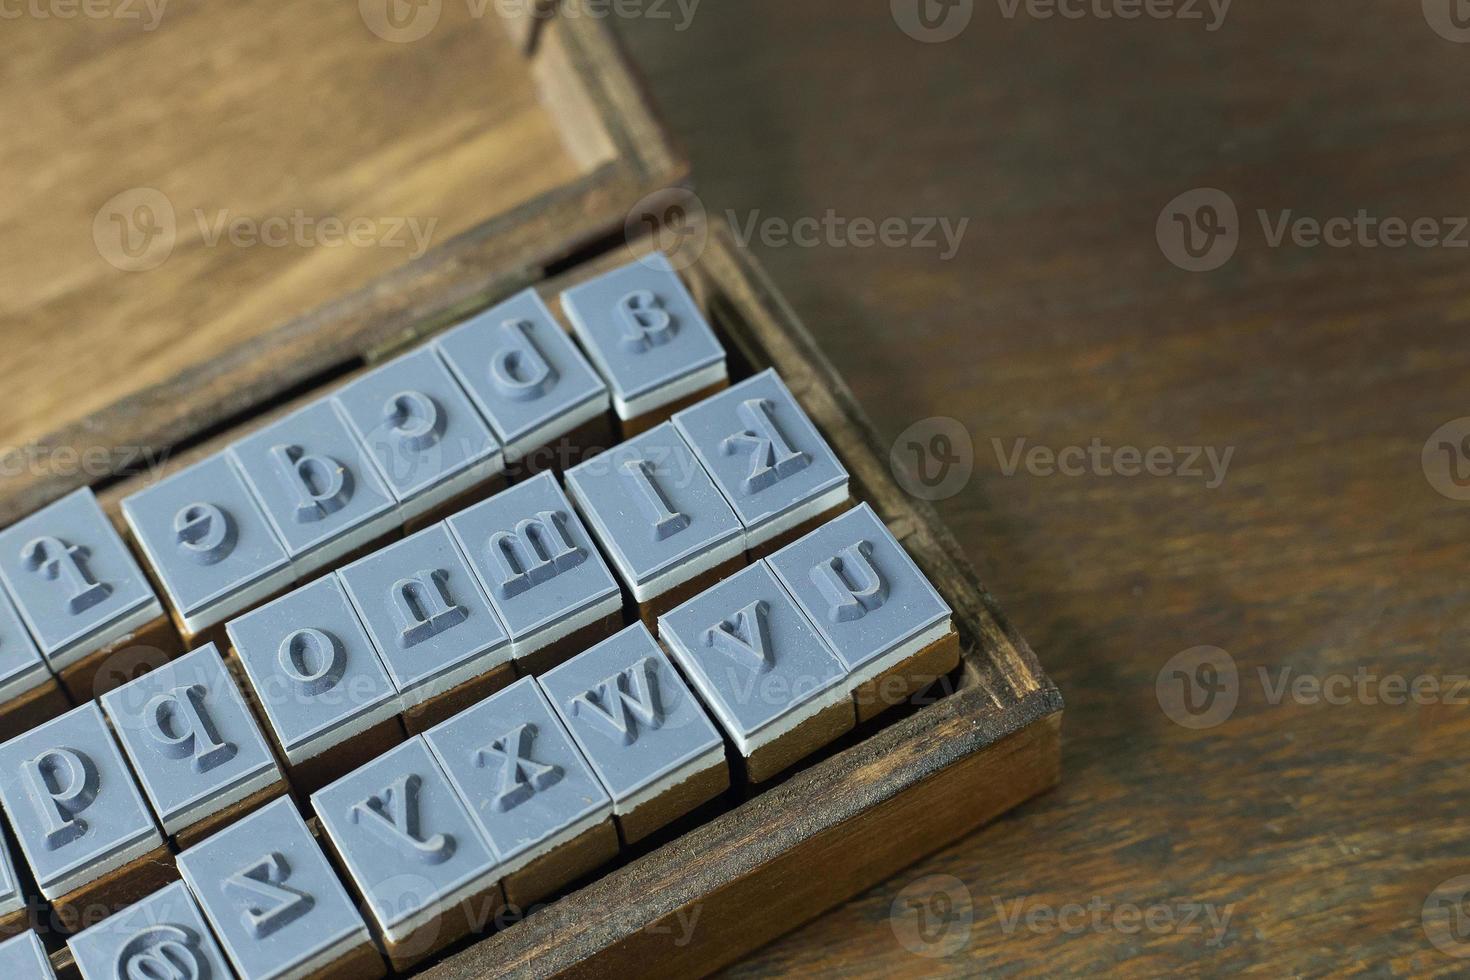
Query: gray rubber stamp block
xmin=0 ymin=702 xmax=162 ymax=899
xmin=0 ymin=584 xmax=49 ymax=704
xmin=672 ymin=369 xmax=850 ymax=550
xmin=177 ymin=796 xmax=375 ymax=980
xmin=658 ymin=561 xmax=849 ymax=760
xmin=225 ymin=576 xmax=400 ymax=767
xmin=337 ymin=524 xmax=512 ymax=710
xmin=445 ymin=473 xmax=620 ymax=664
xmin=423 ymin=676 xmax=610 ymax=877
xmin=564 ymin=423 xmax=743 ymax=603
xmin=558 ymin=253 xmax=727 ymax=421
xmin=0 ymin=487 xmax=162 ymax=672
xmin=434 ymin=288 xmax=610 ymax=464
xmin=227 ymin=399 xmax=397 ymax=579
xmin=100 ymin=643 xmax=283 ymax=838
xmin=121 ymin=452 xmax=295 ymax=636
xmin=311 ymin=737 xmax=498 ymax=945
xmin=538 ymin=624 xmax=724 ymax=822
xmin=331 ymin=347 xmax=504 ymax=524
xmin=0 ymin=931 xmax=54 ymax=977
xmin=766 ymin=503 xmax=953 ymax=686
xmin=68 ymin=880 xmax=232 ymax=980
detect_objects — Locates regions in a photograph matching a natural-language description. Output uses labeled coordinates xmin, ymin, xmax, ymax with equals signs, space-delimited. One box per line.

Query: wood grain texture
xmin=612 ymin=1 xmax=1470 ymax=975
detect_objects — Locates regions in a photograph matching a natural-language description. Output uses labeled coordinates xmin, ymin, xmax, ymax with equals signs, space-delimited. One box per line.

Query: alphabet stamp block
xmin=435 ymin=288 xmax=613 ymax=478
xmin=564 ymin=422 xmax=746 ymax=629
xmin=445 ymin=473 xmax=622 ymax=676
xmin=68 ymin=880 xmax=231 ymax=980
xmin=225 ymin=576 xmax=404 ymax=794
xmin=0 ymin=487 xmax=174 ymax=701
xmin=0 ymin=930 xmax=54 ymax=977
xmin=766 ymin=504 xmax=958 ymax=722
xmin=176 ymin=796 xmax=384 ymax=980
xmin=100 ymin=643 xmax=287 ymax=849
xmin=539 ymin=624 xmax=727 ymax=844
xmin=658 ymin=561 xmax=854 ymax=783
xmin=337 ymin=524 xmax=515 ymax=734
xmin=559 ymin=254 xmax=728 ymax=436
xmin=423 ymin=677 xmax=617 ymax=910
xmin=0 ymin=584 xmax=68 ymax=736
xmin=121 ymin=452 xmax=296 ymax=648
xmin=331 ymin=347 xmax=506 ymax=533
xmin=0 ymin=703 xmax=172 ymax=932
xmin=311 ymin=737 xmax=503 ymax=970
xmin=672 ymin=369 xmax=851 ymax=557
xmin=228 ymin=400 xmax=399 ymax=581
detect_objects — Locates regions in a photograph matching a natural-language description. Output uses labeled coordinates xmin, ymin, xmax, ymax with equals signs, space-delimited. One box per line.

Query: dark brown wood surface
xmin=612 ymin=2 xmax=1470 ymax=976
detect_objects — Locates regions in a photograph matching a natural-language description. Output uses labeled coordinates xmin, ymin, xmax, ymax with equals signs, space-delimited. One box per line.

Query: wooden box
xmin=5 ymin=5 xmax=1062 ymax=976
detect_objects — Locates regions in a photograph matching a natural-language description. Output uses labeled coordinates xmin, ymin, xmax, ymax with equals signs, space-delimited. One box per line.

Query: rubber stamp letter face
xmin=0 ymin=703 xmax=161 ymax=899
xmin=311 ymin=738 xmax=499 ymax=953
xmin=121 ymin=454 xmax=293 ymax=637
xmin=67 ymin=881 xmax=233 ymax=980
xmin=177 ymin=797 xmax=372 ymax=980
xmin=102 ymin=643 xmax=282 ymax=838
xmin=673 ymin=370 xmax=850 ymax=550
xmin=332 ymin=347 xmax=503 ymax=521
xmin=423 ymin=678 xmax=610 ymax=874
xmin=559 ymin=254 xmax=727 ymax=421
xmin=0 ymin=488 xmax=161 ymax=671
xmin=435 ymin=288 xmax=608 ymax=463
xmin=228 ymin=400 xmax=395 ymax=575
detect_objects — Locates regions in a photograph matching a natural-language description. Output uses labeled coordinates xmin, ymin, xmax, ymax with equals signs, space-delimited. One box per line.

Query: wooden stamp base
xmin=618 ymin=757 xmax=730 ymax=846
xmin=402 ymin=661 xmax=518 ymax=735
xmin=506 ymin=410 xmax=618 ymax=482
xmin=0 ymin=678 xmax=71 ymax=734
xmin=382 ymin=881 xmax=506 ymax=972
xmin=853 ymin=630 xmax=962 ymax=724
xmin=51 ymin=844 xmax=176 ymax=935
xmin=57 ymin=614 xmax=181 ymax=702
xmin=619 ymin=377 xmax=730 ymax=439
xmin=313 ymin=937 xmax=388 ymax=980
xmin=171 ymin=779 xmax=290 ymax=851
xmin=747 ymin=497 xmax=854 ymax=561
xmin=501 ymin=818 xmax=619 ymax=911
xmin=0 ymin=906 xmax=28 ymax=939
xmin=515 ymin=610 xmax=624 ymax=677
xmin=402 ymin=472 xmax=509 ymax=535
xmin=281 ymin=714 xmax=407 ymax=797
xmin=744 ymin=696 xmax=857 ymax=784
xmin=635 ymin=553 xmax=748 ymax=635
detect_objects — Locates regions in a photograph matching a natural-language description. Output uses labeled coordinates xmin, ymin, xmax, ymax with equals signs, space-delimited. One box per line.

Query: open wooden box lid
xmin=1 ymin=3 xmax=681 ymax=525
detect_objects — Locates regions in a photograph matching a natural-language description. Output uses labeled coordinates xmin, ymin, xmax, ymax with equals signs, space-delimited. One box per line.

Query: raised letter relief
xmin=348 ymin=773 xmax=453 ymax=865
xmin=487 ymin=511 xmax=585 ymax=600
xmin=475 ymin=723 xmax=562 ymax=812
xmin=569 ymin=658 xmax=664 ymax=746
xmin=809 ymin=541 xmax=887 ymax=623
xmin=173 ymin=503 xmax=236 ymax=566
xmin=489 ymin=319 xmax=557 ymax=401
xmin=382 ymin=390 xmax=444 ymax=452
xmin=23 ymin=747 xmax=99 ymax=849
xmin=719 ymin=398 xmax=810 ymax=495
xmin=276 ymin=628 xmax=345 ymax=696
xmin=704 ymin=600 xmax=774 ymax=673
xmin=388 ymin=569 xmax=467 ymax=648
xmin=618 ymin=459 xmax=689 ymax=542
xmin=268 ymin=444 xmax=352 ymax=523
xmin=224 ymin=852 xmax=314 ymax=939
xmin=616 ymin=289 xmax=676 ymax=353
xmin=115 ymin=924 xmax=210 ymax=980
xmin=144 ymin=684 xmax=236 ymax=773
xmin=22 ymin=536 xmax=110 ymax=614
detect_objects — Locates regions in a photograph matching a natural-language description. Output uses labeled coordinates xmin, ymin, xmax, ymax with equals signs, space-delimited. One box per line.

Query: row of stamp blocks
xmin=0 ymin=500 xmax=960 ymax=976
xmin=0 ymin=253 xmax=778 ymax=730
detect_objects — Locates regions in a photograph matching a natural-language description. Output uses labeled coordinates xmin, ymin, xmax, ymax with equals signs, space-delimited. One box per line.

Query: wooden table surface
xmin=615 ymin=3 xmax=1470 ymax=975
